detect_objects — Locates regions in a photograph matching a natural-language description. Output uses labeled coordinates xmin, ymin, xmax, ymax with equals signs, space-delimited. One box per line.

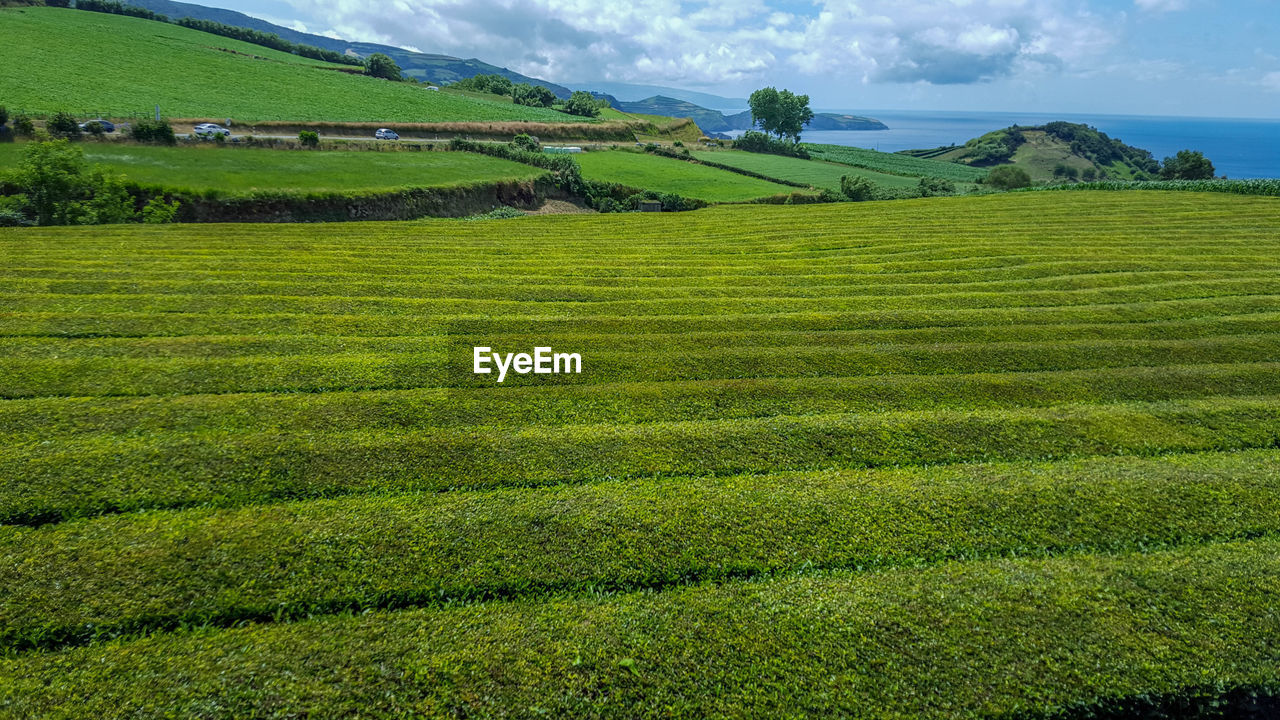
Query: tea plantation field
xmin=577 ymin=149 xmax=804 ymax=201
xmin=2 ymin=192 xmax=1280 ymax=717
xmin=0 ymin=6 xmax=581 ymax=123
xmin=691 ymin=148 xmax=921 ymax=191
xmin=0 ymin=144 xmax=546 ymax=194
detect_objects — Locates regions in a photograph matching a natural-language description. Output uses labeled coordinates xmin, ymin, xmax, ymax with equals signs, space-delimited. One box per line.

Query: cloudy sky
xmin=209 ymin=0 xmax=1277 ymax=117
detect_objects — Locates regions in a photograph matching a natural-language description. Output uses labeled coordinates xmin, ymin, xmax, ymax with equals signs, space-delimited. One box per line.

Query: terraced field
xmin=576 ymin=149 xmax=803 ymax=201
xmin=804 ymin=141 xmax=990 ymax=182
xmin=1 ymin=6 xmax=581 ymax=123
xmin=692 ymin=148 xmax=920 ymax=190
xmin=2 ymin=192 xmax=1280 ymax=716
xmin=0 ymin=144 xmax=546 ymax=194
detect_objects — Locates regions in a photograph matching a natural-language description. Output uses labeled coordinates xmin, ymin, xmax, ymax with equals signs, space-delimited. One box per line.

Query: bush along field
xmin=2 ymin=191 xmax=1280 ymax=716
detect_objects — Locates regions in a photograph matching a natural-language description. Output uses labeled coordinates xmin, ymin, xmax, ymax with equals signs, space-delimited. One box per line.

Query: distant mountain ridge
xmin=615 ymin=96 xmax=887 ymax=134
xmin=570 ymin=82 xmax=747 ymax=111
xmin=127 ymin=0 xmax=573 ymax=97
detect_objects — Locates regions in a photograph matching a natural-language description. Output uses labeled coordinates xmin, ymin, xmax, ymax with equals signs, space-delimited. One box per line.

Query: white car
xmin=375 ymin=128 xmax=400 ymax=140
xmin=193 ymin=123 xmax=231 ymax=139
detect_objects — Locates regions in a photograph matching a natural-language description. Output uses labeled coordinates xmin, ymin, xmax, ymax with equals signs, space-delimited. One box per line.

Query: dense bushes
xmin=963 ymin=127 xmax=1025 ymax=164
xmin=511 ymin=133 xmax=540 ymax=153
xmin=0 ymin=140 xmax=182 ymax=225
xmin=734 ymin=130 xmax=810 ymax=159
xmin=46 ymin=110 xmax=80 ymax=139
xmin=364 ymin=53 xmax=402 ymax=81
xmin=453 ymin=74 xmax=515 ymax=95
xmin=298 ymin=130 xmax=320 ymax=148
xmin=562 ymin=90 xmax=603 ymax=117
xmin=128 ymin=118 xmax=176 ymax=144
xmin=1160 ymin=149 xmax=1216 ymax=180
xmin=986 ymin=165 xmax=1032 ymax=190
xmin=840 ymin=175 xmax=875 ymax=201
xmin=1042 ymin=121 xmax=1160 ymax=174
xmin=173 ymin=17 xmax=362 ymax=66
xmin=512 ymin=83 xmax=556 ymax=108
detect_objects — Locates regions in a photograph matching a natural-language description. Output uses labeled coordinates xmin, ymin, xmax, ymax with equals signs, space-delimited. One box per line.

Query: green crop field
xmin=805 ymin=142 xmax=990 ymax=182
xmin=0 ymin=143 xmax=545 ymax=194
xmin=576 ymin=149 xmax=804 ymax=201
xmin=0 ymin=7 xmax=582 ymax=123
xmin=3 ymin=192 xmax=1280 ymax=716
xmin=691 ymin=148 xmax=920 ymax=190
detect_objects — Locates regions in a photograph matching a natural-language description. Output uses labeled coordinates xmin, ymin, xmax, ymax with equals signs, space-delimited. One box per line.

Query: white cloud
xmin=280 ymin=0 xmax=1115 ymax=88
xmin=1261 ymin=71 xmax=1280 ymax=93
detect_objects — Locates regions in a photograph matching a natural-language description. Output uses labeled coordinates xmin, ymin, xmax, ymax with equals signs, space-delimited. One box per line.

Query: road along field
xmin=2 ymin=192 xmax=1280 ymax=716
xmin=576 ymin=149 xmax=807 ymax=201
xmin=0 ymin=143 xmax=546 ymax=195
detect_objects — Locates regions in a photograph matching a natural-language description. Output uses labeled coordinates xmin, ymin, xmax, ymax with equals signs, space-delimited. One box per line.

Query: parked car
xmin=78 ymin=119 xmax=115 ymax=133
xmin=193 ymin=123 xmax=231 ymax=139
xmin=425 ymin=86 xmax=440 ymax=91
xmin=375 ymin=128 xmax=400 ymax=140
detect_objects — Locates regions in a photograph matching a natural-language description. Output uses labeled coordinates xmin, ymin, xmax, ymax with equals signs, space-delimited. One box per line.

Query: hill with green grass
xmin=0 ymin=6 xmax=584 ymax=123
xmin=902 ymin=122 xmax=1162 ymax=182
xmin=617 ymin=97 xmax=887 ymax=134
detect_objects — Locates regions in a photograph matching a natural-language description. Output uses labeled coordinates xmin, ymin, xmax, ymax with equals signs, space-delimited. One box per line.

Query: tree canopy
xmin=364 ymin=54 xmax=402 ymax=82
xmin=1160 ymin=150 xmax=1216 ymax=180
xmin=747 ymin=87 xmax=814 ymax=143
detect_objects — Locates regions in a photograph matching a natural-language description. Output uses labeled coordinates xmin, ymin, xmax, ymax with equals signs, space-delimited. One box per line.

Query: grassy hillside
xmin=2 ymin=192 xmax=1280 ymax=715
xmin=577 ymin=150 xmax=803 ymax=201
xmin=0 ymin=7 xmax=583 ymax=123
xmin=0 ymin=143 xmax=544 ymax=193
xmin=805 ymin=142 xmax=989 ymax=182
xmin=691 ymin=149 xmax=920 ymax=191
xmin=906 ymin=122 xmax=1162 ymax=182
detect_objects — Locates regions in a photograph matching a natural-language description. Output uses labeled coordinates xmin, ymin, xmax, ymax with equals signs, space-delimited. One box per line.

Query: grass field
xmin=2 ymin=192 xmax=1280 ymax=715
xmin=577 ymin=149 xmax=804 ymax=201
xmin=804 ymin=142 xmax=990 ymax=182
xmin=691 ymin=149 xmax=920 ymax=190
xmin=0 ymin=7 xmax=582 ymax=123
xmin=0 ymin=143 xmax=545 ymax=194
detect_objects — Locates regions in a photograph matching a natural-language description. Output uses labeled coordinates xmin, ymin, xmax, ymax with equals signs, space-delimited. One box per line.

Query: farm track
xmin=2 ymin=192 xmax=1280 ymax=717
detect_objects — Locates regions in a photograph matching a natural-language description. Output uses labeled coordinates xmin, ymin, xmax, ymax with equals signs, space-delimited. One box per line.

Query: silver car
xmin=193 ymin=123 xmax=231 ymax=139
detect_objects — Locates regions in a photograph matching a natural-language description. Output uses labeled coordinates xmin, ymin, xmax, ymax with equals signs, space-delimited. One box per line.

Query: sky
xmin=204 ymin=0 xmax=1278 ymax=118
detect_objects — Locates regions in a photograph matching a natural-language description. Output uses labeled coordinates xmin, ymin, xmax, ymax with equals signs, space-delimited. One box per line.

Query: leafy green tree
xmin=298 ymin=130 xmax=320 ymax=148
xmin=141 ymin=196 xmax=181 ymax=223
xmin=12 ymin=140 xmax=138 ymax=225
xmin=918 ymin=176 xmax=955 ymax=197
xmin=1160 ymin=150 xmax=1216 ymax=180
xmin=47 ymin=111 xmax=81 ymax=140
xmin=128 ymin=118 xmax=176 ymax=145
xmin=985 ymin=165 xmax=1032 ymax=190
xmin=562 ymin=91 xmax=602 ymax=117
xmin=512 ymin=83 xmax=556 ymax=108
xmin=511 ymin=133 xmax=541 ymax=153
xmin=748 ymin=87 xmax=814 ymax=143
xmin=840 ymin=175 xmax=875 ymax=201
xmin=12 ymin=114 xmax=34 ymax=138
xmin=364 ymin=53 xmax=402 ymax=81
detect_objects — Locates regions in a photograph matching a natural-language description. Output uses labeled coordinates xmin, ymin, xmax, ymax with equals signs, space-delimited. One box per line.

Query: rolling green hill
xmin=2 ymin=192 xmax=1280 ymax=715
xmin=903 ymin=122 xmax=1162 ymax=181
xmin=804 ymin=142 xmax=989 ymax=182
xmin=0 ymin=6 xmax=584 ymax=123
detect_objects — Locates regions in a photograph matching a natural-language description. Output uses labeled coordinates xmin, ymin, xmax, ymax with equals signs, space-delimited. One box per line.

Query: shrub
xmin=1161 ymin=150 xmax=1216 ymax=180
xmin=562 ymin=91 xmax=602 ymax=118
xmin=128 ymin=118 xmax=176 ymax=145
xmin=511 ymin=134 xmax=540 ymax=153
xmin=512 ymin=84 xmax=556 ymax=108
xmin=10 ymin=140 xmax=140 ymax=225
xmin=673 ymin=140 xmax=683 ymax=147
xmin=82 ymin=121 xmax=107 ymax=137
xmin=364 ymin=53 xmax=402 ymax=82
xmin=298 ymin=130 xmax=320 ymax=148
xmin=918 ymin=176 xmax=955 ymax=197
xmin=986 ymin=165 xmax=1032 ymax=190
xmin=47 ymin=111 xmax=81 ymax=140
xmin=141 ymin=197 xmax=181 ymax=223
xmin=1082 ymin=167 xmax=1098 ymax=182
xmin=0 ymin=106 xmax=7 ymax=126
xmin=840 ymin=175 xmax=875 ymax=201
xmin=734 ymin=130 xmax=809 ymax=159
xmin=12 ymin=115 xmax=35 ymax=137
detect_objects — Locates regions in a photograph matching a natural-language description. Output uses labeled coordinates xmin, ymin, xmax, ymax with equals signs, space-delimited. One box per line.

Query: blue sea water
xmin=798 ymin=110 xmax=1280 ymax=179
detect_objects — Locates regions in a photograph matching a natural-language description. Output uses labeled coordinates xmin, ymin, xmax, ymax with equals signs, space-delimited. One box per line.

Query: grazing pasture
xmin=2 ymin=192 xmax=1280 ymax=716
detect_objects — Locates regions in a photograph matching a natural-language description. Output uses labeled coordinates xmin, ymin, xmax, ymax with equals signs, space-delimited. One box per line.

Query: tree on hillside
xmin=365 ymin=53 xmax=402 ymax=81
xmin=1160 ymin=150 xmax=1216 ymax=180
xmin=563 ymin=91 xmax=602 ymax=118
xmin=512 ymin=83 xmax=556 ymax=108
xmin=748 ymin=87 xmax=814 ymax=143
xmin=985 ymin=165 xmax=1032 ymax=190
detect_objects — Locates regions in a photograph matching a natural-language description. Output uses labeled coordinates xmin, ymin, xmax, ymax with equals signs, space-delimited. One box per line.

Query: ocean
xmin=794 ymin=110 xmax=1280 ymax=179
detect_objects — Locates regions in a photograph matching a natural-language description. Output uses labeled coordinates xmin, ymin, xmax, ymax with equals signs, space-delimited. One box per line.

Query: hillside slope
xmin=904 ymin=122 xmax=1161 ymax=181
xmin=0 ymin=6 xmax=581 ymax=123
xmin=617 ymin=96 xmax=887 ymax=134
xmin=128 ymin=0 xmax=572 ymax=96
